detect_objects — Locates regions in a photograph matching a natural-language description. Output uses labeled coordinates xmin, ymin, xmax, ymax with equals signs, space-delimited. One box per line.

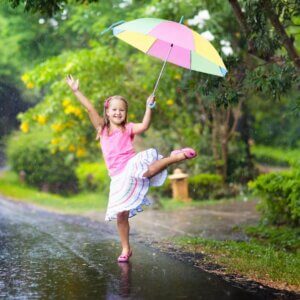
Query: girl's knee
xmin=117 ymin=211 xmax=129 ymax=223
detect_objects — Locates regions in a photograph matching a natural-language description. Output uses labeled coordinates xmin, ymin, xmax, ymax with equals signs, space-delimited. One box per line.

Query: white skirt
xmin=105 ymin=148 xmax=167 ymax=221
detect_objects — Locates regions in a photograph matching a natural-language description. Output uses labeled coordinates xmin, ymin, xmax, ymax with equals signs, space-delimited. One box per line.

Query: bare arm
xmin=132 ymin=94 xmax=155 ymax=135
xmin=66 ymin=75 xmax=104 ymax=131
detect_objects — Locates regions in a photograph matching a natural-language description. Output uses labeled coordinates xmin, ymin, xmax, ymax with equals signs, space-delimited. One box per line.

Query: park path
xmin=86 ymin=199 xmax=260 ymax=242
xmin=0 ymin=196 xmax=259 ymax=299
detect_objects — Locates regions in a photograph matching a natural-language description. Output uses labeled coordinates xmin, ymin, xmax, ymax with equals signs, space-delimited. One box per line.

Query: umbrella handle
xmin=152 ymin=44 xmax=174 ymax=97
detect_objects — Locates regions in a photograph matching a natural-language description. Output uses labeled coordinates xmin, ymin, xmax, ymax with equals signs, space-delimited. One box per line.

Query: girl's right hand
xmin=147 ymin=94 xmax=156 ymax=107
xmin=66 ymin=74 xmax=79 ymax=92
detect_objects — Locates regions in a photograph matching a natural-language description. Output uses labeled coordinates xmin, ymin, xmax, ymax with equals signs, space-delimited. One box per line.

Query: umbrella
xmin=110 ymin=17 xmax=227 ymax=96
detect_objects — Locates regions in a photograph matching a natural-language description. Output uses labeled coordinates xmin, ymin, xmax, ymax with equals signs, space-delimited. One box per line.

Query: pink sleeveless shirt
xmin=99 ymin=122 xmax=136 ymax=176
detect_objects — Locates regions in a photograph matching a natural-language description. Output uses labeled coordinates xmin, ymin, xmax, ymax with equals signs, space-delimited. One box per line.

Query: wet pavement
xmin=0 ymin=197 xmax=262 ymax=299
xmin=88 ymin=199 xmax=260 ymax=242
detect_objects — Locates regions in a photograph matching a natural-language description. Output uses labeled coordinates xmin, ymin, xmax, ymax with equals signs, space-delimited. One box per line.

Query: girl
xmin=66 ymin=75 xmax=197 ymax=262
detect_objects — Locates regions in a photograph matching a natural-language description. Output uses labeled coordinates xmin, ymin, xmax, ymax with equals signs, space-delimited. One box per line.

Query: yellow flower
xmin=26 ymin=82 xmax=34 ymax=89
xmin=73 ymin=107 xmax=83 ymax=118
xmin=62 ymin=98 xmax=71 ymax=107
xmin=174 ymin=73 xmax=182 ymax=80
xmin=20 ymin=122 xmax=29 ymax=133
xmin=64 ymin=105 xmax=73 ymax=115
xmin=76 ymin=147 xmax=86 ymax=157
xmin=21 ymin=74 xmax=30 ymax=84
xmin=64 ymin=105 xmax=83 ymax=119
xmin=129 ymin=113 xmax=135 ymax=119
xmin=51 ymin=123 xmax=64 ymax=132
xmin=68 ymin=144 xmax=76 ymax=152
xmin=37 ymin=115 xmax=47 ymax=125
xmin=166 ymin=99 xmax=174 ymax=106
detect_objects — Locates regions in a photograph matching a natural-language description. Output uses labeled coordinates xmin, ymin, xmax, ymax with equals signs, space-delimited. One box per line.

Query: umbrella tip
xmin=179 ymin=16 xmax=184 ymax=24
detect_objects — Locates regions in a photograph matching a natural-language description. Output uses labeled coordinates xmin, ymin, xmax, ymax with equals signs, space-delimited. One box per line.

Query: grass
xmin=0 ymin=171 xmax=108 ymax=214
xmin=252 ymin=145 xmax=300 ymax=166
xmin=174 ymin=227 xmax=300 ymax=291
xmin=245 ymin=225 xmax=300 ymax=252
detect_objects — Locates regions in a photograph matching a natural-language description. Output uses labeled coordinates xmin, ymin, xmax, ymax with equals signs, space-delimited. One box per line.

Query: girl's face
xmin=106 ymin=99 xmax=127 ymax=125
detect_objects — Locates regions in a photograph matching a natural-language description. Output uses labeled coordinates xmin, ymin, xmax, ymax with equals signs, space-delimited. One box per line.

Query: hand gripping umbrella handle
xmin=152 ymin=43 xmax=174 ymax=97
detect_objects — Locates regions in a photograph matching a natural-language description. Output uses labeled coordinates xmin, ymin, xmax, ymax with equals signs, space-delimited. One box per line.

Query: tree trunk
xmin=236 ymin=101 xmax=256 ymax=182
xmin=211 ymin=105 xmax=223 ymax=178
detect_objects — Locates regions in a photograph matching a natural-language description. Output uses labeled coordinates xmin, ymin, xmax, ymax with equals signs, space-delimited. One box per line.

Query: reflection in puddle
xmin=118 ymin=263 xmax=131 ymax=298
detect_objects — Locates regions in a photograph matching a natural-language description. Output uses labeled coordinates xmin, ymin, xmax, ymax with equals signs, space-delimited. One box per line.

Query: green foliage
xmin=189 ymin=173 xmax=223 ymax=200
xmin=245 ymin=0 xmax=281 ymax=58
xmin=252 ymin=145 xmax=300 ymax=166
xmin=6 ymin=129 xmax=78 ymax=193
xmin=8 ymin=0 xmax=100 ymax=16
xmin=249 ymin=164 xmax=300 ymax=226
xmin=0 ymin=170 xmax=109 ymax=212
xmin=75 ymin=161 xmax=109 ymax=192
xmin=0 ymin=80 xmax=29 ymax=137
xmin=4 ymin=0 xmax=300 ymax=192
xmin=249 ymin=92 xmax=300 ymax=149
xmin=245 ymin=63 xmax=297 ymax=101
xmin=18 ymin=45 xmax=131 ymax=158
xmin=227 ymin=139 xmax=257 ymax=183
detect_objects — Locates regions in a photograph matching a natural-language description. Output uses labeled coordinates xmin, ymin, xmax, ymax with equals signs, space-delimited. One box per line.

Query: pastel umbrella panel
xmin=113 ymin=18 xmax=227 ymax=77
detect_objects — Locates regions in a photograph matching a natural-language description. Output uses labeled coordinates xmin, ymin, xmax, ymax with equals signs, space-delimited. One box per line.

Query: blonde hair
xmin=102 ymin=95 xmax=128 ymax=135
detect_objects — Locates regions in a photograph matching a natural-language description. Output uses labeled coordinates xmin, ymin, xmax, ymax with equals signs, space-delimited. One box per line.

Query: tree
xmin=6 ymin=0 xmax=300 ymax=186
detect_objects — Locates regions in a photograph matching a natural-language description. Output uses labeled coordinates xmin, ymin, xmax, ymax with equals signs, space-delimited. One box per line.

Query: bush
xmin=75 ymin=161 xmax=109 ymax=192
xmin=189 ymin=173 xmax=223 ymax=200
xmin=248 ymin=161 xmax=300 ymax=226
xmin=6 ymin=129 xmax=78 ymax=193
xmin=251 ymin=145 xmax=300 ymax=167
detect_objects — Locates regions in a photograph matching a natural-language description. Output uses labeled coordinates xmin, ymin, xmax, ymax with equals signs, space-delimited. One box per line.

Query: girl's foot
xmin=118 ymin=250 xmax=132 ymax=263
xmin=170 ymin=148 xmax=197 ymax=160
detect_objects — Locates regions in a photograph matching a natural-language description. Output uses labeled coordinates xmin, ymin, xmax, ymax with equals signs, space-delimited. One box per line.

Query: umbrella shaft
xmin=152 ymin=44 xmax=174 ymax=96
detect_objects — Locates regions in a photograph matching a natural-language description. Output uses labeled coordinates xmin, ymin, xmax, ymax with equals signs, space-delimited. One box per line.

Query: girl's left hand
xmin=147 ymin=94 xmax=156 ymax=106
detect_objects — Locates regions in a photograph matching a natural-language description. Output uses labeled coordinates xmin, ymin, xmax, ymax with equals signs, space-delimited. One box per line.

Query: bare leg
xmin=143 ymin=152 xmax=187 ymax=178
xmin=117 ymin=211 xmax=130 ymax=255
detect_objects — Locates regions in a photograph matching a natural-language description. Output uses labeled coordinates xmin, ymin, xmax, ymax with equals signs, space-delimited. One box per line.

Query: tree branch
xmin=228 ymin=0 xmax=250 ymax=36
xmin=227 ymin=100 xmax=243 ymax=140
xmin=261 ymin=0 xmax=300 ymax=70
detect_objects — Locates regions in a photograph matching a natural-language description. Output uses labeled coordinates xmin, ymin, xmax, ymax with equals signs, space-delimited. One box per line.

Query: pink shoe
xmin=171 ymin=147 xmax=197 ymax=159
xmin=118 ymin=250 xmax=132 ymax=263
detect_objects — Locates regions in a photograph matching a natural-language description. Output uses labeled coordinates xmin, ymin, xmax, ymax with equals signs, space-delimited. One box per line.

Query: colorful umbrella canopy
xmin=113 ymin=17 xmax=227 ymax=78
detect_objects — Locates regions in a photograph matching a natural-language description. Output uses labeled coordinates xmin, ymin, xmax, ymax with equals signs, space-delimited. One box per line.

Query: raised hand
xmin=146 ymin=94 xmax=156 ymax=107
xmin=66 ymin=74 xmax=79 ymax=92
